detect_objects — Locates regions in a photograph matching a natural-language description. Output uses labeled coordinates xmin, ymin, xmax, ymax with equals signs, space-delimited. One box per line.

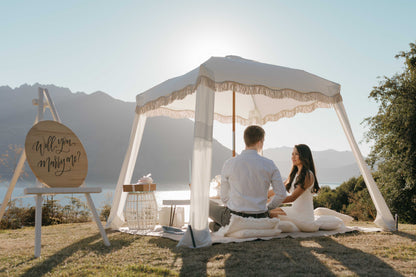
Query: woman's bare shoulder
xmin=305 ymin=170 xmax=315 ymax=188
xmin=306 ymin=170 xmax=315 ymax=178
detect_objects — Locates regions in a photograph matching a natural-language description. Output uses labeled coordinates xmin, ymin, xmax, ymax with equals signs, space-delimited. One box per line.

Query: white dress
xmin=279 ymin=174 xmax=352 ymax=232
xmin=280 ymin=182 xmax=320 ymax=232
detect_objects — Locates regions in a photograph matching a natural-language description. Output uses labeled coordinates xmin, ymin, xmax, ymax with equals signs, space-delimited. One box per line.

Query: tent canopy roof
xmin=136 ymin=56 xmax=342 ymax=125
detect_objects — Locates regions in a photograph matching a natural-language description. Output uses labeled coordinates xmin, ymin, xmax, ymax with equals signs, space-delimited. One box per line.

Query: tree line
xmin=0 ymin=196 xmax=111 ymax=229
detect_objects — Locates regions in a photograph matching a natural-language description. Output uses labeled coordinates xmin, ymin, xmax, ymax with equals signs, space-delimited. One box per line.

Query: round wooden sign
xmin=25 ymin=120 xmax=88 ymax=188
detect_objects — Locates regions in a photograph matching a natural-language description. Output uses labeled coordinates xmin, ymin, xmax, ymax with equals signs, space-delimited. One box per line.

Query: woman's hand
xmin=269 ymin=207 xmax=287 ymax=218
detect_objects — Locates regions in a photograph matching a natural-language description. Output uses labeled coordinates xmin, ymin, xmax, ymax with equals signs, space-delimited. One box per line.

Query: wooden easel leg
xmin=35 ymin=194 xmax=42 ymax=258
xmin=85 ymin=193 xmax=111 ymax=246
xmin=0 ymin=151 xmax=27 ymax=221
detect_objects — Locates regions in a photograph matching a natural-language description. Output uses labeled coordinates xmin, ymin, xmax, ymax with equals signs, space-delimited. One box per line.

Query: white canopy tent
xmin=106 ymin=56 xmax=395 ymax=247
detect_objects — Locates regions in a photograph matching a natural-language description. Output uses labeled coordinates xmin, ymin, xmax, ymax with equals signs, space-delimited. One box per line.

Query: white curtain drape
xmin=106 ymin=113 xmax=147 ymax=229
xmin=178 ymin=81 xmax=215 ymax=248
xmin=333 ymin=102 xmax=395 ymax=231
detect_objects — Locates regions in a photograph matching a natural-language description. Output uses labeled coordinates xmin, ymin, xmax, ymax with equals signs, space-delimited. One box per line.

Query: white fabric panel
xmin=178 ymin=80 xmax=215 ymax=247
xmin=333 ymin=102 xmax=395 ymax=231
xmin=106 ymin=113 xmax=147 ymax=229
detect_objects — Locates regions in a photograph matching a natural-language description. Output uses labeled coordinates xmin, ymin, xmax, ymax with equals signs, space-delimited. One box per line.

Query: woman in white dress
xmin=269 ymin=144 xmax=321 ymax=231
xmin=269 ymin=144 xmax=351 ymax=232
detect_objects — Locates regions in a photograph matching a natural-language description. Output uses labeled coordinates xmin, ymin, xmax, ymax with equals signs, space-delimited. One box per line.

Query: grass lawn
xmin=0 ymin=221 xmax=415 ymax=276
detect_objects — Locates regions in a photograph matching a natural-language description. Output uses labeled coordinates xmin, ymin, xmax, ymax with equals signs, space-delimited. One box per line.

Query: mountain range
xmin=0 ymin=84 xmax=360 ymax=188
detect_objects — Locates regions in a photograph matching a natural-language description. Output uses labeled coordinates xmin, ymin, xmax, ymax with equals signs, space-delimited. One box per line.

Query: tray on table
xmin=123 ymin=183 xmax=156 ymax=192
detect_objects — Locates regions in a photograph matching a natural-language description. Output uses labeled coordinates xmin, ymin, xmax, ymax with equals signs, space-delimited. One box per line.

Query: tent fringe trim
xmin=135 ymin=76 xmax=343 ymax=119
xmin=142 ymin=101 xmax=333 ymax=125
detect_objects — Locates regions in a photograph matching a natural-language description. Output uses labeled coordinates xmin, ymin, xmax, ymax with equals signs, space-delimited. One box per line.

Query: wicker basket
xmin=123 ymin=184 xmax=157 ymax=230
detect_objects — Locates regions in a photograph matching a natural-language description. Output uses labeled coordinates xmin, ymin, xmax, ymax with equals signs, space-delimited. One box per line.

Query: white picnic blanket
xmin=119 ymin=224 xmax=382 ymax=244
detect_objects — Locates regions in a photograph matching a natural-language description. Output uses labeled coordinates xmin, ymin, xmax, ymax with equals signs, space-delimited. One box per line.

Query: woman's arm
xmin=282 ymin=171 xmax=315 ymax=203
xmin=282 ymin=186 xmax=305 ymax=203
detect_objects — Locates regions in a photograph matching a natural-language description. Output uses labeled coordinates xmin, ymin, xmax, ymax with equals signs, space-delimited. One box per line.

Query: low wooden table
xmin=162 ymin=199 xmax=191 ymax=226
xmin=24 ymin=187 xmax=111 ymax=258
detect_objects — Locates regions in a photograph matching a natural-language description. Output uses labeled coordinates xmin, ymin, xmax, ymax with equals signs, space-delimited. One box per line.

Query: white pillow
xmin=227 ymin=228 xmax=281 ymax=238
xmin=225 ymin=214 xmax=280 ymax=235
xmin=278 ymin=214 xmax=319 ymax=232
xmin=278 ymin=220 xmax=300 ymax=233
xmin=315 ymin=215 xmax=344 ymax=230
xmin=314 ymin=207 xmax=354 ymax=224
xmin=294 ymin=220 xmax=320 ymax=232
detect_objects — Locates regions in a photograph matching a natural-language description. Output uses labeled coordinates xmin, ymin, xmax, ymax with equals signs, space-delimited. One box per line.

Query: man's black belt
xmin=229 ymin=209 xmax=269 ymax=218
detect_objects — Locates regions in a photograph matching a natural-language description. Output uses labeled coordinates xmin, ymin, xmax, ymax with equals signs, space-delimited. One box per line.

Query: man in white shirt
xmin=209 ymin=125 xmax=287 ymax=231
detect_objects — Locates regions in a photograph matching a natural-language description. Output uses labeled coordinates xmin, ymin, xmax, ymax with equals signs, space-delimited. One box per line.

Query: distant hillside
xmin=0 ymin=84 xmax=231 ymax=187
xmin=0 ymin=84 xmax=361 ymax=187
xmin=263 ymin=147 xmax=360 ymax=184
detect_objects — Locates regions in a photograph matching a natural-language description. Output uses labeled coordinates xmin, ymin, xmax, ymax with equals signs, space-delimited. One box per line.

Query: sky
xmin=1 ymin=0 xmax=415 ymax=156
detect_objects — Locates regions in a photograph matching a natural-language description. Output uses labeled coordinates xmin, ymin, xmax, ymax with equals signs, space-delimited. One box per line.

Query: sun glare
xmin=169 ymin=25 xmax=255 ymax=70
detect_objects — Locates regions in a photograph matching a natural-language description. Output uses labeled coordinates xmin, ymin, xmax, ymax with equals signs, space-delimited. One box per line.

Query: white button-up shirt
xmin=220 ymin=149 xmax=287 ymax=213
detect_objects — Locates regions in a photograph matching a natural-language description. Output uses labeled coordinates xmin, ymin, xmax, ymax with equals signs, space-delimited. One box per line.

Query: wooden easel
xmin=0 ymin=88 xmax=60 ymax=220
xmin=1 ymin=88 xmax=110 ymax=257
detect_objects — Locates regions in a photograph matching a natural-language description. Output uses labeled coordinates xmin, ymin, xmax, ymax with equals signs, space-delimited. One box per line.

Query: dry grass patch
xmin=0 ymin=221 xmax=415 ymax=276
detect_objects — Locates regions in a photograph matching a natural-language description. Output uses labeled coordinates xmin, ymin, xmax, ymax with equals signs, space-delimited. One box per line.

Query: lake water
xmin=0 ymin=182 xmax=191 ymax=211
xmin=1 ymin=181 xmax=340 ymax=212
xmin=0 ymin=181 xmax=192 ymax=222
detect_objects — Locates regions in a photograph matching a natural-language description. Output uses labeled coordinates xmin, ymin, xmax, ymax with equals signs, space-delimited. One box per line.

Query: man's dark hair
xmin=244 ymin=125 xmax=265 ymax=147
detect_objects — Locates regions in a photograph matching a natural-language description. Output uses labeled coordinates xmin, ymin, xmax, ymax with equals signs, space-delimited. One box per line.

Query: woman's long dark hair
xmin=285 ymin=144 xmax=320 ymax=193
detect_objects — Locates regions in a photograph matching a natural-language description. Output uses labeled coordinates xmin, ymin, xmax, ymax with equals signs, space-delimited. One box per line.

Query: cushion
xmin=278 ymin=220 xmax=300 ymax=233
xmin=227 ymin=228 xmax=281 ymax=238
xmin=293 ymin=220 xmax=320 ymax=232
xmin=226 ymin=214 xmax=280 ymax=234
xmin=315 ymin=215 xmax=344 ymax=230
xmin=314 ymin=207 xmax=354 ymax=224
xmin=279 ymin=214 xmax=320 ymax=232
xmin=218 ymin=214 xmax=281 ymax=237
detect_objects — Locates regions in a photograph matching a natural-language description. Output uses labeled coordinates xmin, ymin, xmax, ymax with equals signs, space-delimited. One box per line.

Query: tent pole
xmin=333 ymin=102 xmax=395 ymax=231
xmin=106 ymin=113 xmax=147 ymax=229
xmin=232 ymin=90 xmax=236 ymax=157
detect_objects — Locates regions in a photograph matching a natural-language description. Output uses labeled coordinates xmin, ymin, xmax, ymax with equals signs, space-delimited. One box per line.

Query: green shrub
xmin=0 ymin=200 xmax=32 ymax=229
xmin=346 ymin=187 xmax=376 ymax=220
xmin=313 ymin=176 xmax=375 ymax=221
xmin=100 ymin=204 xmax=111 ymax=221
xmin=0 ymin=196 xmax=92 ymax=229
